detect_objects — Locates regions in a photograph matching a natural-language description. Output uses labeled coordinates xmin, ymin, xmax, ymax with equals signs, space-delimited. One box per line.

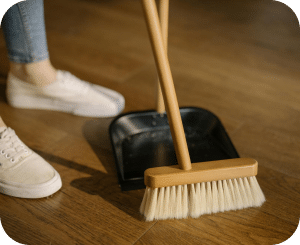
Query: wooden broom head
xmin=144 ymin=158 xmax=258 ymax=189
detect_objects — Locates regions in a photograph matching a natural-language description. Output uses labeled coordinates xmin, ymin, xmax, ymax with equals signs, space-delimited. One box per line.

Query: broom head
xmin=140 ymin=158 xmax=265 ymax=221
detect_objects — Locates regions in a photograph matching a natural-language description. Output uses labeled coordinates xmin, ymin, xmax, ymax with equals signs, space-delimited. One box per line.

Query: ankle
xmin=9 ymin=59 xmax=57 ymax=87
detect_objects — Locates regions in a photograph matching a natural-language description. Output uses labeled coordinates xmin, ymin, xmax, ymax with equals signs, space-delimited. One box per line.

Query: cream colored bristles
xmin=162 ymin=186 xmax=170 ymax=219
xmin=199 ymin=182 xmax=206 ymax=215
xmin=182 ymin=185 xmax=189 ymax=218
xmin=140 ymin=187 xmax=150 ymax=214
xmin=238 ymin=178 xmax=250 ymax=208
xmin=154 ymin=187 xmax=165 ymax=219
xmin=206 ymin=181 xmax=212 ymax=214
xmin=146 ymin=188 xmax=158 ymax=221
xmin=233 ymin=178 xmax=244 ymax=209
xmin=212 ymin=181 xmax=219 ymax=213
xmin=223 ymin=179 xmax=233 ymax=211
xmin=249 ymin=176 xmax=266 ymax=206
xmin=140 ymin=176 xmax=265 ymax=221
xmin=253 ymin=177 xmax=266 ymax=203
xmin=217 ymin=180 xmax=225 ymax=212
xmin=243 ymin=177 xmax=254 ymax=206
xmin=170 ymin=186 xmax=176 ymax=218
xmin=227 ymin=179 xmax=236 ymax=208
xmin=189 ymin=184 xmax=197 ymax=218
xmin=193 ymin=183 xmax=201 ymax=217
xmin=175 ymin=185 xmax=182 ymax=219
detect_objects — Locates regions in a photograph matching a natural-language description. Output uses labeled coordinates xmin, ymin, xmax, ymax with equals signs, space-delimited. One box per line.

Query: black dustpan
xmin=110 ymin=107 xmax=239 ymax=191
xmin=109 ymin=1 xmax=239 ymax=191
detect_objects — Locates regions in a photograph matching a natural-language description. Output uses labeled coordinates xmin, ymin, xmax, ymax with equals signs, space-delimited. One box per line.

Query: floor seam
xmin=132 ymin=221 xmax=157 ymax=245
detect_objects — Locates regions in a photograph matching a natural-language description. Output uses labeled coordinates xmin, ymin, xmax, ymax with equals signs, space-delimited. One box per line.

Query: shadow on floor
xmin=34 ymin=118 xmax=145 ymax=221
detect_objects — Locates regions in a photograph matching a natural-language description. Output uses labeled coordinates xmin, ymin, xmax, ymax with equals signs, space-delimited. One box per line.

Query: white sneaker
xmin=6 ymin=70 xmax=125 ymax=117
xmin=0 ymin=127 xmax=62 ymax=198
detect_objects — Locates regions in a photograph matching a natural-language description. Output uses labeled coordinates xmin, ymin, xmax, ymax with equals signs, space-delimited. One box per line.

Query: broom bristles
xmin=140 ymin=176 xmax=265 ymax=221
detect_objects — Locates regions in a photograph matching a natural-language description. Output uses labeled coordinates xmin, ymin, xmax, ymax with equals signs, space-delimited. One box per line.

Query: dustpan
xmin=109 ymin=0 xmax=239 ymax=191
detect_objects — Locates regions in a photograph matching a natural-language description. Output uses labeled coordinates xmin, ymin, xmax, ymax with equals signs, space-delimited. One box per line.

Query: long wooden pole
xmin=142 ymin=0 xmax=192 ymax=171
xmin=156 ymin=0 xmax=168 ymax=113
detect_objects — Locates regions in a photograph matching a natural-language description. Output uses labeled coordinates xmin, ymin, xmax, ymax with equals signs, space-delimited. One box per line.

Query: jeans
xmin=1 ymin=0 xmax=49 ymax=63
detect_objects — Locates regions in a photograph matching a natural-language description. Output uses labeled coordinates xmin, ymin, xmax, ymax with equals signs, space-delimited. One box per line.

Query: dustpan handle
xmin=156 ymin=0 xmax=168 ymax=114
xmin=142 ymin=0 xmax=192 ymax=171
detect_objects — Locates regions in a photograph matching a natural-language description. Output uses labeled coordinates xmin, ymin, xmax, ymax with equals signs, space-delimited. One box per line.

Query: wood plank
xmin=231 ymin=122 xmax=300 ymax=179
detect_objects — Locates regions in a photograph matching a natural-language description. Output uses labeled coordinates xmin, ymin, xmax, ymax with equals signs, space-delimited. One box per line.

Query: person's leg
xmin=2 ymin=0 xmax=125 ymax=117
xmin=2 ymin=0 xmax=56 ymax=87
xmin=0 ymin=2 xmax=62 ymax=199
xmin=9 ymin=60 xmax=57 ymax=87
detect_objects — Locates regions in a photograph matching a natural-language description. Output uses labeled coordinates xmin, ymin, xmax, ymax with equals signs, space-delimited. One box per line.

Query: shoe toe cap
xmin=91 ymin=84 xmax=125 ymax=114
xmin=7 ymin=153 xmax=58 ymax=186
xmin=76 ymin=87 xmax=124 ymax=117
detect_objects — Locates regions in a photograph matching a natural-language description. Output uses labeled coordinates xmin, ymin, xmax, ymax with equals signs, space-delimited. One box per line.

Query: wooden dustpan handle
xmin=142 ymin=0 xmax=192 ymax=171
xmin=156 ymin=0 xmax=168 ymax=114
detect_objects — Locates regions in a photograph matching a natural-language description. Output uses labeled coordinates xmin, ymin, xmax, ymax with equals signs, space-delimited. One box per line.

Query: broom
xmin=140 ymin=0 xmax=266 ymax=221
xmin=155 ymin=0 xmax=168 ymax=114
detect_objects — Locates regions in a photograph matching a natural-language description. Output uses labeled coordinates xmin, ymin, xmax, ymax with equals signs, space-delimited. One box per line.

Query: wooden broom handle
xmin=156 ymin=0 xmax=168 ymax=114
xmin=142 ymin=0 xmax=192 ymax=171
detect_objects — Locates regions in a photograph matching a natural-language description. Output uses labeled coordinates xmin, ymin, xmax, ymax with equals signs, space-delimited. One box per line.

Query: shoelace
xmin=60 ymin=71 xmax=90 ymax=93
xmin=0 ymin=128 xmax=29 ymax=164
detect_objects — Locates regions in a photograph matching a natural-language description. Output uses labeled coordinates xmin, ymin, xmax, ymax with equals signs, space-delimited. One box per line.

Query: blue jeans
xmin=1 ymin=0 xmax=49 ymax=63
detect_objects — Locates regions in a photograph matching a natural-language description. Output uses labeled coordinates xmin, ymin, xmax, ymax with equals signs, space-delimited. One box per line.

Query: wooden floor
xmin=0 ymin=0 xmax=300 ymax=244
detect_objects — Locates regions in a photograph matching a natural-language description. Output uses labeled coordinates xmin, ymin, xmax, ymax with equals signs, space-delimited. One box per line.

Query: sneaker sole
xmin=0 ymin=171 xmax=62 ymax=199
xmin=7 ymin=94 xmax=124 ymax=118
